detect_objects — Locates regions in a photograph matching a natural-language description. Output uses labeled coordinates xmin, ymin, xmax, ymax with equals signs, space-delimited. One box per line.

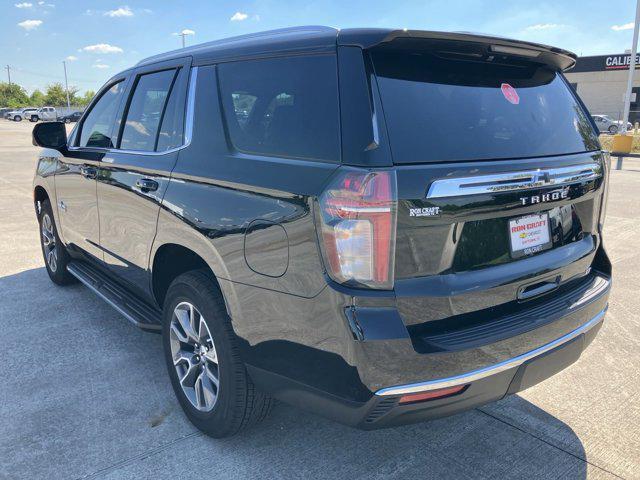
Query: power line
xmin=10 ymin=66 xmax=98 ymax=84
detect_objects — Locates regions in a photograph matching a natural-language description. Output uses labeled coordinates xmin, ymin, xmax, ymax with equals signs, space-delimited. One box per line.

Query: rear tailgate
xmin=368 ymin=35 xmax=608 ymax=342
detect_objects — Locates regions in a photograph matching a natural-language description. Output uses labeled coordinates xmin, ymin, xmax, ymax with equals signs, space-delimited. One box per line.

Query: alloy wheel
xmin=169 ymin=301 xmax=220 ymax=411
xmin=41 ymin=213 xmax=58 ymax=272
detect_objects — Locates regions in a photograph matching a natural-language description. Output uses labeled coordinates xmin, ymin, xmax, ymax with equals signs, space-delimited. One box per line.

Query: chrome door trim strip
xmin=426 ymin=162 xmax=602 ymax=199
xmin=375 ymin=307 xmax=607 ymax=396
xmin=67 ymin=66 xmax=198 ymax=158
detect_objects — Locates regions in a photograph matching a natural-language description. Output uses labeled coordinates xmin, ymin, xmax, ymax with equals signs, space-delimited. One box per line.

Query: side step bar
xmin=67 ymin=261 xmax=162 ymax=332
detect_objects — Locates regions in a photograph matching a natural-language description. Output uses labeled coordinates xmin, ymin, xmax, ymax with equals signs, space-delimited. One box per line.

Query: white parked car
xmin=5 ymin=108 xmax=38 ymax=122
xmin=30 ymin=107 xmax=58 ymax=122
xmin=592 ymin=114 xmax=632 ymax=134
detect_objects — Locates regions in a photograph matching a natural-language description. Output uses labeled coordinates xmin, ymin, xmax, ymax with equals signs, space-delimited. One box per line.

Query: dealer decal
xmin=409 ymin=206 xmax=440 ymax=217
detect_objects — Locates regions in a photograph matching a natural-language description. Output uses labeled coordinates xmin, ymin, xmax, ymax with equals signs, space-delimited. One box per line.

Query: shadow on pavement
xmin=0 ymin=267 xmax=588 ymax=480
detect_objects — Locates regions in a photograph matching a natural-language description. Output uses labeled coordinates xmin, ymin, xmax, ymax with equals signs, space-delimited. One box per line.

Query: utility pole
xmin=5 ymin=65 xmax=11 ymax=85
xmin=177 ymin=30 xmax=194 ymax=48
xmin=62 ymin=60 xmax=71 ymax=109
xmin=622 ymin=0 xmax=640 ymax=133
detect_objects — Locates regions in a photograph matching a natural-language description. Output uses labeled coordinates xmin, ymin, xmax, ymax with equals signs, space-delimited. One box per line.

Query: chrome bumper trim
xmin=375 ymin=307 xmax=607 ymax=397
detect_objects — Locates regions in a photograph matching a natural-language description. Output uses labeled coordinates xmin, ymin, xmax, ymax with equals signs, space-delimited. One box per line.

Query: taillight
xmin=317 ymin=169 xmax=397 ymax=289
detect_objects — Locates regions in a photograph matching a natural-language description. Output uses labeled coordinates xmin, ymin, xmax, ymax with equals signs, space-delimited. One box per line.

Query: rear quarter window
xmin=371 ymin=49 xmax=599 ymax=163
xmin=218 ymin=55 xmax=340 ymax=163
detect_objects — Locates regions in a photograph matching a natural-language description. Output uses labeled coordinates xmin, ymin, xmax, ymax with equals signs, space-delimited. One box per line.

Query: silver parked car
xmin=592 ymin=114 xmax=633 ymax=134
xmin=5 ymin=108 xmax=38 ymax=122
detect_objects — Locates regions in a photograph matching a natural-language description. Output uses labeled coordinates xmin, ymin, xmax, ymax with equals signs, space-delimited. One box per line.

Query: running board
xmin=67 ymin=261 xmax=162 ymax=333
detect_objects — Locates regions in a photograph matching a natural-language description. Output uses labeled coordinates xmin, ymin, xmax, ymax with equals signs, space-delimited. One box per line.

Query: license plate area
xmin=508 ymin=213 xmax=552 ymax=259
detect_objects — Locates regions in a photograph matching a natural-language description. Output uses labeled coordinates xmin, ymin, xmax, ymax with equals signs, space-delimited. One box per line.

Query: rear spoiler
xmin=338 ymin=29 xmax=577 ymax=71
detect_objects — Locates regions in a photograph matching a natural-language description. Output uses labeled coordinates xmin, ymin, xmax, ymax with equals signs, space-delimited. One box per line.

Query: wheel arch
xmin=33 ymin=184 xmax=54 ymax=216
xmin=150 ymin=243 xmax=234 ymax=318
xmin=34 ymin=185 xmax=49 ymax=207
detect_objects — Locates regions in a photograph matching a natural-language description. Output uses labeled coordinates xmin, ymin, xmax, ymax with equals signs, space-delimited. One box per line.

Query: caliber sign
xmin=570 ymin=53 xmax=640 ymax=73
xmin=605 ymin=54 xmax=640 ymax=70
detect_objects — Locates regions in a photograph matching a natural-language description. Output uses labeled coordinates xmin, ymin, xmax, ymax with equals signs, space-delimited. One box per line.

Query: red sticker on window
xmin=501 ymin=83 xmax=520 ymax=105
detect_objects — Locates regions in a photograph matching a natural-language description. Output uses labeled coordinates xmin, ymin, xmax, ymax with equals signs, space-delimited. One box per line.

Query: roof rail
xmin=136 ymin=25 xmax=338 ymax=66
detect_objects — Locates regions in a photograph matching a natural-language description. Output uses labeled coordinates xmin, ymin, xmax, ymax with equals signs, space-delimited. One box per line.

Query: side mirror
xmin=32 ymin=121 xmax=67 ymax=151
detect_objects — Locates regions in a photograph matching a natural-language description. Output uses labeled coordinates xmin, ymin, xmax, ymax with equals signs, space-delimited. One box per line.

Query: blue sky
xmin=1 ymin=0 xmax=638 ymax=94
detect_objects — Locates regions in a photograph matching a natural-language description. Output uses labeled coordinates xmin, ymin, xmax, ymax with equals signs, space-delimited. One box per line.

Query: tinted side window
xmin=120 ymin=69 xmax=177 ymax=152
xmin=156 ymin=74 xmax=184 ymax=152
xmin=79 ymin=81 xmax=125 ymax=148
xmin=218 ymin=55 xmax=340 ymax=162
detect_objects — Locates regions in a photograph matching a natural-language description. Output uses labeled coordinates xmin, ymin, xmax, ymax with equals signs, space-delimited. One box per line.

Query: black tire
xmin=13 ymin=115 xmax=22 ymax=122
xmin=38 ymin=199 xmax=76 ymax=285
xmin=30 ymin=116 xmax=38 ymax=122
xmin=65 ymin=118 xmax=71 ymax=124
xmin=608 ymin=124 xmax=618 ymax=134
xmin=162 ymin=270 xmax=273 ymax=437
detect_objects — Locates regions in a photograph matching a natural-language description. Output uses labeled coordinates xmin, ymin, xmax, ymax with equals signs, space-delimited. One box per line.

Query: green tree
xmin=77 ymin=90 xmax=95 ymax=107
xmin=43 ymin=82 xmax=79 ymax=106
xmin=0 ymin=82 xmax=29 ymax=108
xmin=30 ymin=89 xmax=46 ymax=107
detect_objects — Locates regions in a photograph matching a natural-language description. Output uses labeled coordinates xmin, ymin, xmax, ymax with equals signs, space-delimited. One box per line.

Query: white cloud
xmin=230 ymin=12 xmax=248 ymax=21
xmin=17 ymin=19 xmax=42 ymax=30
xmin=525 ymin=23 xmax=564 ymax=31
xmin=15 ymin=2 xmax=33 ymax=8
xmin=173 ymin=28 xmax=195 ymax=36
xmin=65 ymin=55 xmax=78 ymax=61
xmin=612 ymin=22 xmax=634 ymax=32
xmin=93 ymin=63 xmax=110 ymax=69
xmin=81 ymin=43 xmax=123 ymax=54
xmin=104 ymin=6 xmax=133 ymax=17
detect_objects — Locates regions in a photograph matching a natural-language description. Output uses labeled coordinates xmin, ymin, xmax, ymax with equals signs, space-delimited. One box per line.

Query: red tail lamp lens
xmin=318 ymin=170 xmax=397 ymax=289
xmin=398 ymin=384 xmax=469 ymax=405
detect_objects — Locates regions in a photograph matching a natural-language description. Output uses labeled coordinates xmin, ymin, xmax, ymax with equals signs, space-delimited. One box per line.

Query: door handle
xmin=80 ymin=166 xmax=97 ymax=179
xmin=135 ymin=178 xmax=159 ymax=192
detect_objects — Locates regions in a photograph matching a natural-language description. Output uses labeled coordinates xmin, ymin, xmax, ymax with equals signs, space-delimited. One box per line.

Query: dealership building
xmin=565 ymin=53 xmax=640 ymax=123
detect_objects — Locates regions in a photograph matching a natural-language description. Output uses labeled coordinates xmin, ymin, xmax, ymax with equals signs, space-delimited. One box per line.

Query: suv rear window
xmin=218 ymin=55 xmax=340 ymax=163
xmin=371 ymin=49 xmax=599 ymax=163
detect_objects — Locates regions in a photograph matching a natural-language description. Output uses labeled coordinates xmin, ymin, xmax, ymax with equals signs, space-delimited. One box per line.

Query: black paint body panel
xmin=33 ymin=27 xmax=612 ymax=430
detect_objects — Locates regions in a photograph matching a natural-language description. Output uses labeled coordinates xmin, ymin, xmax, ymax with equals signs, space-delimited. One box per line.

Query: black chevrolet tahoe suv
xmin=32 ymin=26 xmax=612 ymax=437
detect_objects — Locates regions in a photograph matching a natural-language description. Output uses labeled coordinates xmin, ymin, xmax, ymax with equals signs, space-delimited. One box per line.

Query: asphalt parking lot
xmin=0 ymin=119 xmax=638 ymax=480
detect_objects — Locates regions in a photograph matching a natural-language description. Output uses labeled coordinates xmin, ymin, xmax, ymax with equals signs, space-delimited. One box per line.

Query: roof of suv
xmin=136 ymin=26 xmax=577 ymax=71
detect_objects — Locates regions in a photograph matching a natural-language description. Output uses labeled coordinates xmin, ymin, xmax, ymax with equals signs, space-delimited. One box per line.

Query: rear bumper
xmin=246 ymin=268 xmax=610 ymax=429
xmin=249 ymin=306 xmax=606 ymax=429
xmin=361 ymin=307 xmax=605 ymax=429
xmin=376 ymin=307 xmax=606 ymax=397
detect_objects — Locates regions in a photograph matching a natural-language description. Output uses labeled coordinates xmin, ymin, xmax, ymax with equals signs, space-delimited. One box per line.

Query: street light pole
xmin=62 ymin=60 xmax=71 ymax=109
xmin=621 ymin=0 xmax=640 ymax=133
xmin=5 ymin=65 xmax=11 ymax=85
xmin=179 ymin=32 xmax=187 ymax=48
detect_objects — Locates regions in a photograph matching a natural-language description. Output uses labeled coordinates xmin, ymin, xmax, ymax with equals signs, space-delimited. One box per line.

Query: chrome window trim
xmin=375 ymin=306 xmax=607 ymax=396
xmin=67 ymin=66 xmax=198 ymax=157
xmin=426 ymin=162 xmax=602 ymax=199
